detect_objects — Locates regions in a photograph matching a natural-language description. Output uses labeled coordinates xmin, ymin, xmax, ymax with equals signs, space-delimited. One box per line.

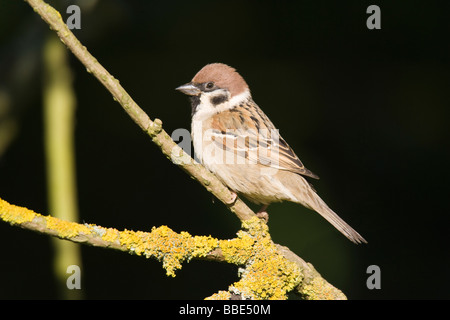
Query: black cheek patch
xmin=210 ymin=95 xmax=228 ymax=106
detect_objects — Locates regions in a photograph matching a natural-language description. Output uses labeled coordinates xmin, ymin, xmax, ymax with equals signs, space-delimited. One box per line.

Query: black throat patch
xmin=189 ymin=96 xmax=201 ymax=116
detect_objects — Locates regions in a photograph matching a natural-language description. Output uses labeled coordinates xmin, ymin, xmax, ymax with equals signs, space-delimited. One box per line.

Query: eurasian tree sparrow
xmin=176 ymin=63 xmax=367 ymax=244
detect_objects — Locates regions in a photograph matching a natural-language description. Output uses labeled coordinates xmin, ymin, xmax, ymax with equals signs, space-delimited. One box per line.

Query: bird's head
xmin=176 ymin=63 xmax=250 ymax=118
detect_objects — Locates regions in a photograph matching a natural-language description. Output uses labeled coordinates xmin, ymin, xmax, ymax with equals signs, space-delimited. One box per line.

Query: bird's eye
xmin=205 ymin=82 xmax=215 ymax=90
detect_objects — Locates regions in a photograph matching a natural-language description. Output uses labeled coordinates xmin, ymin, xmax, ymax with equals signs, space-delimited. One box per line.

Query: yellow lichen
xmin=231 ymin=251 xmax=301 ymax=300
xmin=99 ymin=227 xmax=120 ymax=243
xmin=45 ymin=215 xmax=91 ymax=238
xmin=219 ymin=231 xmax=254 ymax=265
xmin=0 ymin=197 xmax=91 ymax=239
xmin=301 ymin=276 xmax=346 ymax=300
xmin=119 ymin=229 xmax=151 ymax=256
xmin=205 ymin=291 xmax=232 ymax=300
xmin=0 ymin=198 xmax=36 ymax=224
xmin=116 ymin=226 xmax=198 ymax=277
xmin=224 ymin=217 xmax=302 ymax=300
xmin=191 ymin=235 xmax=219 ymax=259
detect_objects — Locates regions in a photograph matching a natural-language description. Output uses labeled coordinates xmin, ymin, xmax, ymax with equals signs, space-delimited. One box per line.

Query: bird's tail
xmin=300 ymin=188 xmax=367 ymax=244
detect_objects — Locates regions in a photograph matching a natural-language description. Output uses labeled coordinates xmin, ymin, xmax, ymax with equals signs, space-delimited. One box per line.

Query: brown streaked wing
xmin=275 ymin=136 xmax=320 ymax=179
xmin=209 ymin=103 xmax=320 ymax=179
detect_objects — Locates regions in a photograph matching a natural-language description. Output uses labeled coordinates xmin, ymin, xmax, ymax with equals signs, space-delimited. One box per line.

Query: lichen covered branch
xmin=0 ymin=197 xmax=346 ymax=299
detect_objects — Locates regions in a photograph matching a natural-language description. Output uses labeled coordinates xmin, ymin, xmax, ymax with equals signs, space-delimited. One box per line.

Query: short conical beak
xmin=175 ymin=82 xmax=201 ymax=96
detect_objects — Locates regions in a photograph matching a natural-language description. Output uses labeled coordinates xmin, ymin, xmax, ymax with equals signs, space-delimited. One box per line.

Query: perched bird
xmin=176 ymin=63 xmax=367 ymax=244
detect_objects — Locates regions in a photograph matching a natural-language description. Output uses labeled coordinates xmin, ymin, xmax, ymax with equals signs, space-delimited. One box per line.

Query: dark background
xmin=0 ymin=0 xmax=449 ymax=299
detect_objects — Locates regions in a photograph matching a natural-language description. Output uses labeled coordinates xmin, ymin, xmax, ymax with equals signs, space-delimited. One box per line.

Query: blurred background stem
xmin=43 ymin=33 xmax=83 ymax=300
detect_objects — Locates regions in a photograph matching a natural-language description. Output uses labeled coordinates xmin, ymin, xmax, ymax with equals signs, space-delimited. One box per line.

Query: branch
xmin=9 ymin=0 xmax=350 ymax=300
xmin=0 ymin=197 xmax=346 ymax=299
xmin=43 ymin=27 xmax=83 ymax=299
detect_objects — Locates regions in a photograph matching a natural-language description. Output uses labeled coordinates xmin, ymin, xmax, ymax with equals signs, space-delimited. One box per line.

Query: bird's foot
xmin=256 ymin=205 xmax=269 ymax=223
